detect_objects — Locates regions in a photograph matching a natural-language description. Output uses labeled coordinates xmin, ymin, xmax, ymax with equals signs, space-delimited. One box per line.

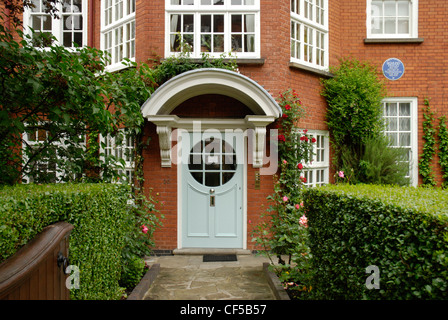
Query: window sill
xmin=364 ymin=38 xmax=424 ymax=44
xmin=164 ymin=58 xmax=265 ymax=65
xmin=289 ymin=62 xmax=333 ymax=78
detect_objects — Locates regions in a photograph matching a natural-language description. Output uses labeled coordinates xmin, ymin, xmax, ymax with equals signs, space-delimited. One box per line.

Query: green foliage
xmin=251 ymin=89 xmax=314 ymax=297
xmin=438 ymin=116 xmax=448 ymax=188
xmin=150 ymin=44 xmax=238 ymax=86
xmin=321 ymin=58 xmax=387 ymax=166
xmin=0 ymin=19 xmax=154 ymax=184
xmin=119 ymin=255 xmax=146 ymax=289
xmin=0 ymin=183 xmax=153 ymax=300
xmin=340 ymin=136 xmax=410 ymax=186
xmin=304 ymin=184 xmax=448 ymax=300
xmin=419 ymin=100 xmax=437 ymax=187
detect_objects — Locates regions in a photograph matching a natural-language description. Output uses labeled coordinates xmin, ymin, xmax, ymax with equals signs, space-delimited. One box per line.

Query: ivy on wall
xmin=438 ymin=116 xmax=448 ymax=188
xmin=418 ymin=99 xmax=437 ymax=187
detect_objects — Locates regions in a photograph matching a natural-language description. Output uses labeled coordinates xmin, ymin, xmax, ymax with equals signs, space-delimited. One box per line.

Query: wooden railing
xmin=0 ymin=222 xmax=74 ymax=300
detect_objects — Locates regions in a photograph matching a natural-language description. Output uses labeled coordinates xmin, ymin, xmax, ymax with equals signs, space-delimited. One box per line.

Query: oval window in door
xmin=188 ymin=137 xmax=237 ymax=187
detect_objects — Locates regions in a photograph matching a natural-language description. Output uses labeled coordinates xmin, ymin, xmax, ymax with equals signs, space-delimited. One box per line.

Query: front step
xmin=173 ymin=248 xmax=251 ymax=255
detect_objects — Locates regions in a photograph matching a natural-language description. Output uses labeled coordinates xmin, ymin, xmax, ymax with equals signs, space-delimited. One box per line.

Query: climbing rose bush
xmin=252 ymin=89 xmax=314 ymax=298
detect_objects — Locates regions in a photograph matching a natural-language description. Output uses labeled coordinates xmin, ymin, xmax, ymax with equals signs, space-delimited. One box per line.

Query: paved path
xmin=142 ymin=254 xmax=276 ymax=300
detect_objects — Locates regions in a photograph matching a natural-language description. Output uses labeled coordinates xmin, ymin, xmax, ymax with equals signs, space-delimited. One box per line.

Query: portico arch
xmin=141 ymin=68 xmax=281 ymax=167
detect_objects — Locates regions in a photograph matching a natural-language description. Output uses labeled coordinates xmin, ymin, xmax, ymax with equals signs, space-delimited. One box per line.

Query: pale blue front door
xmin=182 ymin=131 xmax=244 ymax=248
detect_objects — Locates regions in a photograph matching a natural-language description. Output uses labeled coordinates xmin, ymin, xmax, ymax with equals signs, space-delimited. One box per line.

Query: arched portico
xmin=141 ymin=68 xmax=281 ymax=168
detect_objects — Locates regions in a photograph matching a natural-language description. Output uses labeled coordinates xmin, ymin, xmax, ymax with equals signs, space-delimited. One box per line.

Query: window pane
xmin=387 ymin=118 xmax=397 ymax=131
xmin=170 ymin=14 xmax=181 ymax=32
xmin=397 ymin=17 xmax=409 ymax=33
xmin=397 ymin=1 xmax=410 ymax=16
xmin=371 ymin=1 xmax=383 ymax=16
xmin=399 ymin=118 xmax=411 ymax=131
xmin=205 ymin=173 xmax=220 ymax=187
xmin=232 ymin=35 xmax=242 ymax=51
xmin=384 ymin=17 xmax=396 ymax=34
xmin=245 ymin=34 xmax=255 ymax=52
xmin=214 ymin=34 xmax=224 ymax=51
xmin=399 ymin=103 xmax=411 ymax=116
xmin=387 ymin=133 xmax=398 ymax=146
xmin=183 ymin=14 xmax=194 ymax=32
xmin=384 ymin=2 xmax=396 ymax=16
xmin=232 ymin=15 xmax=242 ymax=32
xmin=214 ymin=15 xmax=224 ymax=32
xmin=400 ymin=133 xmax=411 ymax=147
xmin=244 ymin=14 xmax=255 ymax=32
xmin=386 ymin=103 xmax=397 ymax=116
xmin=201 ymin=15 xmax=211 ymax=32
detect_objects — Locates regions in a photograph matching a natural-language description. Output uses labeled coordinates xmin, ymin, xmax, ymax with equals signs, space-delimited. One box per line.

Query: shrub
xmin=0 ymin=183 xmax=131 ymax=300
xmin=119 ymin=255 xmax=146 ymax=289
xmin=340 ymin=136 xmax=410 ymax=185
xmin=304 ymin=184 xmax=448 ymax=300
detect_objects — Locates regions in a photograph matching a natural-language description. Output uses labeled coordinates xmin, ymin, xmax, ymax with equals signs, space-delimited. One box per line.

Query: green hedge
xmin=0 ymin=183 xmax=131 ymax=300
xmin=303 ymin=184 xmax=448 ymax=300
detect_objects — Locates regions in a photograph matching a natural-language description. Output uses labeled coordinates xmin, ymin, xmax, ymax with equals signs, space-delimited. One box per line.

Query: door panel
xmin=182 ymin=131 xmax=243 ymax=248
xmin=186 ymin=184 xmax=209 ymax=237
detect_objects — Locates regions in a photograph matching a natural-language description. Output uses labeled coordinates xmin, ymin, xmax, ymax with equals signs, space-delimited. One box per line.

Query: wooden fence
xmin=0 ymin=222 xmax=74 ymax=300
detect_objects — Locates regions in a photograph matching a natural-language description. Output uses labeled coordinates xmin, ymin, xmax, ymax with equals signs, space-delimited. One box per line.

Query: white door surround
xmin=141 ymin=68 xmax=281 ymax=250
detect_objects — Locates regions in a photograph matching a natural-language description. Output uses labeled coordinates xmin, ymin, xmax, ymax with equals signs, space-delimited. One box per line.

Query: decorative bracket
xmin=245 ymin=116 xmax=276 ymax=168
xmin=146 ymin=115 xmax=276 ymax=169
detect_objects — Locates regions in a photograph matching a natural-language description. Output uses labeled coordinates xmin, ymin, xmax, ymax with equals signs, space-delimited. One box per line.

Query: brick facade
xmin=8 ymin=0 xmax=446 ymax=251
xmin=126 ymin=0 xmax=448 ymax=250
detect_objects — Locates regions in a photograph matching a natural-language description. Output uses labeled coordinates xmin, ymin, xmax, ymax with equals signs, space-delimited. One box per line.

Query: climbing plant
xmin=252 ymin=89 xmax=315 ymax=298
xmin=419 ymin=99 xmax=437 ymax=187
xmin=438 ymin=116 xmax=448 ymax=188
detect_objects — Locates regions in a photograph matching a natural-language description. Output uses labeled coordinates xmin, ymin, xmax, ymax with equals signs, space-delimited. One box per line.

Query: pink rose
xmin=283 ymin=196 xmax=289 ymax=202
xmin=299 ymin=215 xmax=308 ymax=228
xmin=338 ymin=171 xmax=345 ymax=178
xmin=141 ymin=225 xmax=149 ymax=234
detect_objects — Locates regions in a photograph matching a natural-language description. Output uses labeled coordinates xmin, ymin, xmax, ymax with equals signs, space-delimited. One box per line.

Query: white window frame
xmin=366 ymin=0 xmax=419 ymax=39
xmin=290 ymin=0 xmax=329 ymax=71
xmin=382 ymin=97 xmax=418 ymax=186
xmin=165 ymin=0 xmax=260 ymax=59
xmin=100 ymin=0 xmax=136 ymax=72
xmin=23 ymin=0 xmax=88 ymax=48
xmin=99 ymin=131 xmax=135 ymax=183
xmin=298 ymin=129 xmax=330 ymax=188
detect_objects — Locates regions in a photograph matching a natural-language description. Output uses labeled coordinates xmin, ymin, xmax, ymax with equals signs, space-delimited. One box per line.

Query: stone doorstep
xmin=127 ymin=261 xmax=290 ymax=300
xmin=172 ymin=248 xmax=252 ymax=255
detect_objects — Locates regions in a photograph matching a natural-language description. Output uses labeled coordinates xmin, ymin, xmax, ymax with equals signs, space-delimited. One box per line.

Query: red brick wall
xmin=92 ymin=0 xmax=448 ymax=250
xmin=338 ymin=0 xmax=448 ymax=185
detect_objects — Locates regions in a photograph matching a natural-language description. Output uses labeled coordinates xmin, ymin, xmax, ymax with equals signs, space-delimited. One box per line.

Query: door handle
xmin=210 ymin=195 xmax=215 ymax=207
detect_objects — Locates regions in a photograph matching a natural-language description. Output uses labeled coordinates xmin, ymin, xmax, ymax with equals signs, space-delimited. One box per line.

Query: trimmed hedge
xmin=0 ymin=183 xmax=131 ymax=300
xmin=303 ymin=184 xmax=448 ymax=300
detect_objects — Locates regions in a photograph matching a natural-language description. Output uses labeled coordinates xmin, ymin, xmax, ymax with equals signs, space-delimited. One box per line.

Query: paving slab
xmin=142 ymin=254 xmax=277 ymax=300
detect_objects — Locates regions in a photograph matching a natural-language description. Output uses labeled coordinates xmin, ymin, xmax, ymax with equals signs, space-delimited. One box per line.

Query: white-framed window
xmin=382 ymin=97 xmax=418 ymax=186
xmin=22 ymin=126 xmax=86 ymax=183
xmin=101 ymin=0 xmax=136 ymax=71
xmin=367 ymin=0 xmax=419 ymax=39
xmin=290 ymin=0 xmax=329 ymax=70
xmin=100 ymin=131 xmax=135 ymax=183
xmin=23 ymin=0 xmax=88 ymax=48
xmin=165 ymin=0 xmax=260 ymax=58
xmin=299 ymin=129 xmax=330 ymax=187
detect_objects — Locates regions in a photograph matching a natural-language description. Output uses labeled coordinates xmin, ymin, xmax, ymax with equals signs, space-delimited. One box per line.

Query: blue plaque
xmin=382 ymin=58 xmax=405 ymax=81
